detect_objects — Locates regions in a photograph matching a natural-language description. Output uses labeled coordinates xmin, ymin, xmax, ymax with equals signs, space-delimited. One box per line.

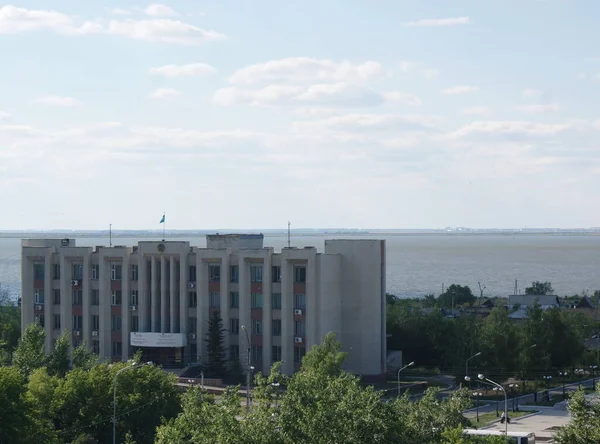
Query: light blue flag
xmin=160 ymin=214 xmax=165 ymax=224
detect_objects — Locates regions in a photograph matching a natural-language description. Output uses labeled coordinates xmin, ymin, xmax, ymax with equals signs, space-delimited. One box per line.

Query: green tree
xmin=47 ymin=330 xmax=70 ymax=377
xmin=525 ymin=281 xmax=554 ymax=295
xmin=438 ymin=284 xmax=476 ymax=308
xmin=0 ymin=366 xmax=31 ymax=444
xmin=555 ymin=386 xmax=600 ymax=443
xmin=478 ymin=307 xmax=520 ymax=378
xmin=0 ymin=286 xmax=20 ymax=364
xmin=72 ymin=342 xmax=99 ymax=370
xmin=204 ymin=310 xmax=227 ymax=377
xmin=12 ymin=323 xmax=47 ymax=378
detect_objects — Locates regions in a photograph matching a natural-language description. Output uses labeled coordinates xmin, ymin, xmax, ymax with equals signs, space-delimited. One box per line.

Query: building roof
xmin=508 ymin=294 xmax=560 ymax=307
xmin=576 ymin=296 xmax=595 ymax=309
xmin=508 ymin=309 xmax=529 ymax=320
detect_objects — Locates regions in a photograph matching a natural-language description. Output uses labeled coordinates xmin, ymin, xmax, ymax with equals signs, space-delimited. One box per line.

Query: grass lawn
xmin=468 ymin=410 xmax=535 ymax=427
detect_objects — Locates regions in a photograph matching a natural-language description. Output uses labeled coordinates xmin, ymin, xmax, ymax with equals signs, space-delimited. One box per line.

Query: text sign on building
xmin=130 ymin=332 xmax=187 ymax=348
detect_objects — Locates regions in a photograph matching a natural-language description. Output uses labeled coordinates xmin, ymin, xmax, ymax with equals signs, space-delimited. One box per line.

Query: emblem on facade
xmin=157 ymin=243 xmax=165 ymax=252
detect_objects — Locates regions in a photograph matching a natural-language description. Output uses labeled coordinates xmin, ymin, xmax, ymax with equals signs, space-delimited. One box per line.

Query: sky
xmin=1 ymin=0 xmax=600 ymax=230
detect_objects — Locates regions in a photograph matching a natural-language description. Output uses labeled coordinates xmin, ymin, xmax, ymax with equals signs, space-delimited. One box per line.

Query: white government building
xmin=21 ymin=234 xmax=386 ymax=377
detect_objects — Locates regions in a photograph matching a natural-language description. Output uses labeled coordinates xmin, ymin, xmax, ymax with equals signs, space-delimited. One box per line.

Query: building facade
xmin=21 ymin=235 xmax=386 ymax=376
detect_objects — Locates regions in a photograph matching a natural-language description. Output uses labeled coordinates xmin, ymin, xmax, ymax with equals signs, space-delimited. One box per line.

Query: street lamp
xmin=241 ymin=325 xmax=252 ymax=413
xmin=113 ymin=361 xmax=152 ymax=444
xmin=590 ymin=365 xmax=598 ymax=387
xmin=492 ymin=387 xmax=500 ymax=416
xmin=558 ymin=371 xmax=568 ymax=398
xmin=509 ymin=383 xmax=519 ymax=411
xmin=472 ymin=391 xmax=483 ymax=422
xmin=397 ymin=361 xmax=415 ymax=395
xmin=465 ymin=352 xmax=482 ymax=382
xmin=477 ymin=374 xmax=508 ymax=436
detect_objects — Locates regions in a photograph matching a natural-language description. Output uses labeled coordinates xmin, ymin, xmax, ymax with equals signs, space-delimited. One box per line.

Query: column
xmin=161 ymin=255 xmax=167 ymax=333
xmin=220 ymin=255 xmax=230 ymax=352
xmin=196 ymin=257 xmax=207 ymax=362
xmin=151 ymin=256 xmax=157 ymax=332
xmin=121 ymin=254 xmax=130 ymax=360
xmin=59 ymin=255 xmax=71 ymax=351
xmin=169 ymin=258 xmax=176 ymax=333
xmin=20 ymin=255 xmax=34 ymax=345
xmin=280 ymin=255 xmax=293 ymax=375
xmin=238 ymin=256 xmax=250 ymax=366
xmin=306 ymin=254 xmax=317 ymax=350
xmin=263 ymin=253 xmax=272 ymax=372
xmin=99 ymin=256 xmax=110 ymax=361
xmin=138 ymin=253 xmax=149 ymax=332
xmin=82 ymin=251 xmax=92 ymax=349
xmin=44 ymin=252 xmax=53 ymax=354
xmin=179 ymin=253 xmax=188 ymax=335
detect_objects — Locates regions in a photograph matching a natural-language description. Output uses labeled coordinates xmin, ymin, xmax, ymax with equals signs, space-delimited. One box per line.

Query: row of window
xmin=188 ymin=291 xmax=305 ymax=310
xmin=34 ymin=263 xmax=138 ymax=281
xmin=43 ymin=313 xmax=141 ymax=333
xmin=35 ymin=289 xmax=141 ymax=306
xmin=189 ymin=265 xmax=307 ymax=284
xmin=186 ymin=317 xmax=304 ymax=337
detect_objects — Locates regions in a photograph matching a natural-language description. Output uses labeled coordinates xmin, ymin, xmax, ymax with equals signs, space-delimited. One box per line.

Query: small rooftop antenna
xmin=287 ymin=221 xmax=291 ymax=248
xmin=109 ymin=224 xmax=112 ymax=248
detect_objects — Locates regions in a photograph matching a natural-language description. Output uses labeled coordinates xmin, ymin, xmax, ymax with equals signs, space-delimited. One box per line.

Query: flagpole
xmin=162 ymin=213 xmax=166 ymax=241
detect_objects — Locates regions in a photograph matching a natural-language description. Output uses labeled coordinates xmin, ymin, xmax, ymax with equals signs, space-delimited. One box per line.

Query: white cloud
xmin=384 ymin=91 xmax=422 ymax=106
xmin=149 ymin=63 xmax=216 ymax=77
xmin=0 ymin=5 xmax=99 ymax=34
xmin=517 ymin=103 xmax=560 ymax=113
xmin=106 ymin=19 xmax=226 ymax=45
xmin=293 ymin=108 xmax=338 ymax=117
xmin=575 ymin=73 xmax=587 ymax=80
xmin=32 ymin=96 xmax=82 ymax=107
xmin=228 ymin=57 xmax=382 ymax=85
xmin=405 ymin=17 xmax=470 ymax=27
xmin=442 ymin=85 xmax=479 ymax=95
xmin=110 ymin=8 xmax=131 ymax=16
xmin=461 ymin=106 xmax=491 ymax=116
xmin=422 ymin=69 xmax=440 ymax=79
xmin=399 ymin=60 xmax=417 ymax=72
xmin=522 ymin=88 xmax=542 ymax=98
xmin=214 ymin=83 xmax=384 ymax=107
xmin=144 ymin=4 xmax=179 ymax=18
xmin=149 ymin=88 xmax=181 ymax=99
xmin=0 ymin=111 xmax=10 ymax=121
xmin=292 ymin=113 xmax=441 ymax=133
xmin=447 ymin=121 xmax=571 ymax=140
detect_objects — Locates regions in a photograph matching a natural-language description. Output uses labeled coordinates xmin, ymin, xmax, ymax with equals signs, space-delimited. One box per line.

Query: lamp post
xmin=559 ymin=371 xmax=568 ymax=398
xmin=113 ymin=361 xmax=152 ymax=444
xmin=476 ymin=374 xmax=508 ymax=436
xmin=397 ymin=361 xmax=415 ymax=395
xmin=591 ymin=365 xmax=598 ymax=388
xmin=472 ymin=391 xmax=483 ymax=422
xmin=509 ymin=383 xmax=519 ymax=411
xmin=465 ymin=352 xmax=482 ymax=385
xmin=241 ymin=325 xmax=252 ymax=412
xmin=492 ymin=387 xmax=500 ymax=416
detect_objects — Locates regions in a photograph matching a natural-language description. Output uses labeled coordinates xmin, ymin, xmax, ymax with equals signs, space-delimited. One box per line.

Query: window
xmin=131 ymin=265 xmax=138 ymax=281
xmin=230 ymin=265 xmax=239 ymax=283
xmin=112 ymin=341 xmax=122 ymax=357
xmin=250 ymin=265 xmax=263 ymax=283
xmin=72 ymin=290 xmax=82 ymax=305
xmin=230 ymin=345 xmax=239 ymax=361
xmin=209 ymin=292 xmax=220 ymax=309
xmin=209 ymin=264 xmax=221 ymax=282
xmin=230 ymin=318 xmax=239 ymax=334
xmin=54 ymin=314 xmax=61 ymax=330
xmin=36 ymin=315 xmax=45 ymax=328
xmin=294 ymin=266 xmax=306 ymax=283
xmin=111 ymin=315 xmax=122 ymax=331
xmin=91 ymin=290 xmax=99 ymax=306
xmin=251 ymin=345 xmax=262 ymax=364
xmin=111 ymin=290 xmax=122 ymax=306
xmin=72 ymin=315 xmax=82 ymax=331
xmin=33 ymin=263 xmax=45 ymax=280
xmin=229 ymin=292 xmax=239 ymax=309
xmin=188 ymin=317 xmax=197 ymax=334
xmin=53 ymin=264 xmax=60 ymax=280
xmin=188 ymin=291 xmax=197 ymax=308
xmin=91 ymin=315 xmax=99 ymax=331
xmin=272 ymin=293 xmax=281 ymax=310
xmin=189 ymin=265 xmax=196 ymax=282
xmin=72 ymin=264 xmax=83 ymax=280
xmin=294 ymin=346 xmax=306 ymax=363
xmin=131 ymin=316 xmax=139 ymax=332
xmin=111 ymin=263 xmax=122 ymax=281
xmin=294 ymin=320 xmax=305 ymax=337
xmin=130 ymin=290 xmax=138 ymax=306
xmin=53 ymin=289 xmax=61 ymax=305
xmin=252 ymin=319 xmax=262 ymax=335
xmin=34 ymin=289 xmax=45 ymax=304
xmin=92 ymin=264 xmax=99 ymax=280
xmin=272 ymin=319 xmax=281 ymax=336
xmin=272 ymin=266 xmax=281 ymax=283
xmin=272 ymin=346 xmax=282 ymax=363
xmin=92 ymin=341 xmax=100 ymax=354
xmin=294 ymin=293 xmax=306 ymax=310
xmin=251 ymin=293 xmax=263 ymax=309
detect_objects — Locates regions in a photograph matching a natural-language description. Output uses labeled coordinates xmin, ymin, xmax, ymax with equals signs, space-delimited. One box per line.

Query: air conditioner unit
xmin=294 ymin=309 xmax=303 ymax=315
xmin=74 ymin=331 xmax=80 ymax=336
xmin=190 ymin=333 xmax=196 ymax=339
xmin=71 ymin=280 xmax=79 ymax=286
xmin=294 ymin=337 xmax=303 ymax=344
xmin=188 ymin=283 xmax=196 ymax=289
xmin=130 ymin=305 xmax=137 ymax=311
xmin=35 ymin=305 xmax=43 ymax=311
xmin=92 ymin=331 xmax=98 ymax=337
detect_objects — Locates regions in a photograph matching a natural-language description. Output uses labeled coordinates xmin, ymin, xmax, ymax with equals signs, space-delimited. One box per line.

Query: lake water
xmin=1 ymin=233 xmax=600 ymax=300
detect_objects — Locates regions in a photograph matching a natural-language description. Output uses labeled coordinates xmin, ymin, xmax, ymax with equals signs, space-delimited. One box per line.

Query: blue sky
xmin=1 ymin=0 xmax=600 ymax=230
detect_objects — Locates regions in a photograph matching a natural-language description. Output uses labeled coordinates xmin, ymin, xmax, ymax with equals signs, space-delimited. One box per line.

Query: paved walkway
xmin=482 ymin=409 xmax=571 ymax=442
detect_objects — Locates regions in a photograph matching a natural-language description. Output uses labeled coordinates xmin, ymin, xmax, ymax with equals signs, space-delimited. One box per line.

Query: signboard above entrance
xmin=130 ymin=332 xmax=187 ymax=348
